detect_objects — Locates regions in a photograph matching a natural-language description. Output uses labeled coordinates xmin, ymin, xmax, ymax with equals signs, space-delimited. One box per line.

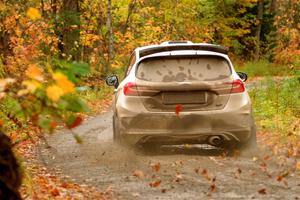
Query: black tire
xmin=237 ymin=125 xmax=258 ymax=156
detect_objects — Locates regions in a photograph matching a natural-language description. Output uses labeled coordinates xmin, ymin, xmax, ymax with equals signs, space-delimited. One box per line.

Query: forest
xmin=0 ymin=0 xmax=299 ymax=199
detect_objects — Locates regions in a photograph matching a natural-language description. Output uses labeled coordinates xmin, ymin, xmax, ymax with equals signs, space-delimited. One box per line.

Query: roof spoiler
xmin=139 ymin=44 xmax=229 ymax=58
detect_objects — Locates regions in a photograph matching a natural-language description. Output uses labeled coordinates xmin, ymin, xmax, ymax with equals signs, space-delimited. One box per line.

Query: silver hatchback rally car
xmin=106 ymin=41 xmax=256 ymax=151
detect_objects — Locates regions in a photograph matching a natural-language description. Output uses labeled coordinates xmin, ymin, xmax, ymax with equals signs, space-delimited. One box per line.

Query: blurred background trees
xmin=0 ymin=0 xmax=299 ymax=78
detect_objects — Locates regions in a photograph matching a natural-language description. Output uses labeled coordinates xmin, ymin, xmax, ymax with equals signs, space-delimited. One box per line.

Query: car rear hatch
xmin=126 ymin=55 xmax=243 ymax=112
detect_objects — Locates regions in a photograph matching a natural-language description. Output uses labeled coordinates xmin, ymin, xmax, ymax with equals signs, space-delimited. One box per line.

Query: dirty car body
xmin=107 ymin=42 xmax=256 ymax=150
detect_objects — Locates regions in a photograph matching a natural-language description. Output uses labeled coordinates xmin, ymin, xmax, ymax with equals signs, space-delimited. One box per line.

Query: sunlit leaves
xmin=46 ymin=85 xmax=64 ymax=102
xmin=0 ymin=78 xmax=15 ymax=92
xmin=22 ymin=80 xmax=41 ymax=93
xmin=26 ymin=7 xmax=41 ymax=21
xmin=45 ymin=72 xmax=76 ymax=102
xmin=26 ymin=64 xmax=44 ymax=81
xmin=53 ymin=72 xmax=75 ymax=94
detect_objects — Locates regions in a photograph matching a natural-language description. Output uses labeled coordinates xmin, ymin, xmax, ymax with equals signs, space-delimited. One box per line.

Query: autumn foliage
xmin=0 ymin=0 xmax=299 ymax=199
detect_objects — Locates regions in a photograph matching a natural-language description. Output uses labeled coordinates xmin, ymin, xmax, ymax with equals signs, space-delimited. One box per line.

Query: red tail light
xmin=214 ymin=79 xmax=245 ymax=94
xmin=123 ymin=82 xmax=138 ymax=96
xmin=230 ymin=79 xmax=245 ymax=93
xmin=123 ymin=82 xmax=160 ymax=96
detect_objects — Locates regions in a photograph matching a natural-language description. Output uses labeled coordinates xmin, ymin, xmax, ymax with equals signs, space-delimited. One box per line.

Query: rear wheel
xmin=236 ymin=125 xmax=257 ymax=155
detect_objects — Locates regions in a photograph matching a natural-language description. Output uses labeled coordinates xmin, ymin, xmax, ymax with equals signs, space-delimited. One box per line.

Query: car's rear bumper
xmin=115 ymin=93 xmax=254 ymax=145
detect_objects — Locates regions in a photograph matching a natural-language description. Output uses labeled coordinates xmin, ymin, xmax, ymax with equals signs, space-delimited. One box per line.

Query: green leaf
xmin=38 ymin=115 xmax=51 ymax=130
xmin=71 ymin=62 xmax=90 ymax=76
xmin=66 ymin=114 xmax=76 ymax=126
xmin=63 ymin=95 xmax=89 ymax=113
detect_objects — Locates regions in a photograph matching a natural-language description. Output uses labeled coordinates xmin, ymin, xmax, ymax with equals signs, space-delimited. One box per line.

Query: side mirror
xmin=106 ymin=75 xmax=119 ymax=89
xmin=237 ymin=72 xmax=248 ymax=82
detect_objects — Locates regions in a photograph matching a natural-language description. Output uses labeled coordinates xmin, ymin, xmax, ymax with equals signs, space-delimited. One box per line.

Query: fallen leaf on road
xmin=151 ymin=162 xmax=161 ymax=172
xmin=174 ymin=173 xmax=183 ymax=182
xmin=253 ymin=156 xmax=258 ymax=162
xmin=201 ymin=169 xmax=208 ymax=175
xmin=276 ymin=175 xmax=283 ymax=182
xmin=264 ymin=155 xmax=270 ymax=160
xmin=201 ymin=169 xmax=211 ymax=181
xmin=50 ymin=188 xmax=60 ymax=196
xmin=133 ymin=170 xmax=144 ymax=178
xmin=258 ymin=188 xmax=267 ymax=195
xmin=210 ymin=183 xmax=216 ymax=192
xmin=149 ymin=180 xmax=161 ymax=188
xmin=132 ymin=192 xmax=140 ymax=197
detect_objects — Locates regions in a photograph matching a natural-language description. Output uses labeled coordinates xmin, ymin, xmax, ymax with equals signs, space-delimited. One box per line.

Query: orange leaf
xmin=53 ymin=72 xmax=75 ymax=94
xmin=277 ymin=175 xmax=283 ymax=182
xmin=263 ymin=155 xmax=270 ymax=160
xmin=50 ymin=121 xmax=57 ymax=129
xmin=46 ymin=85 xmax=64 ymax=102
xmin=27 ymin=7 xmax=41 ymax=20
xmin=50 ymin=188 xmax=60 ymax=196
xmin=26 ymin=64 xmax=44 ymax=81
xmin=210 ymin=183 xmax=216 ymax=192
xmin=151 ymin=162 xmax=161 ymax=172
xmin=149 ymin=180 xmax=161 ymax=188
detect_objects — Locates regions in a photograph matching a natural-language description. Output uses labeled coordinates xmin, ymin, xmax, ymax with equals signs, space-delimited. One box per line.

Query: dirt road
xmin=40 ymin=110 xmax=299 ymax=200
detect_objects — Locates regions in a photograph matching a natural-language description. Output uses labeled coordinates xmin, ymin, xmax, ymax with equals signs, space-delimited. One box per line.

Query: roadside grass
xmin=235 ymin=60 xmax=296 ymax=77
xmin=249 ymin=75 xmax=300 ymax=144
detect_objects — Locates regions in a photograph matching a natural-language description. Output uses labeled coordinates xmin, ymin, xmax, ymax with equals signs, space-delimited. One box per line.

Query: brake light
xmin=214 ymin=79 xmax=245 ymax=94
xmin=230 ymin=79 xmax=245 ymax=93
xmin=123 ymin=82 xmax=138 ymax=96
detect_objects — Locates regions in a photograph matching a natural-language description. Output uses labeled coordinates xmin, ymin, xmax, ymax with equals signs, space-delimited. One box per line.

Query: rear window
xmin=136 ymin=56 xmax=231 ymax=82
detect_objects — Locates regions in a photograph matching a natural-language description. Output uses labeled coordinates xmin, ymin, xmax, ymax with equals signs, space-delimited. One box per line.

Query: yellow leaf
xmin=22 ymin=80 xmax=41 ymax=93
xmin=26 ymin=64 xmax=44 ymax=81
xmin=53 ymin=72 xmax=75 ymax=94
xmin=17 ymin=89 xmax=29 ymax=96
xmin=46 ymin=85 xmax=64 ymax=102
xmin=27 ymin=7 xmax=41 ymax=20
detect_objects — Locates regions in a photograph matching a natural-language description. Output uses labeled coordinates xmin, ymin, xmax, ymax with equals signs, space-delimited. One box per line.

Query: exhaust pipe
xmin=208 ymin=136 xmax=223 ymax=146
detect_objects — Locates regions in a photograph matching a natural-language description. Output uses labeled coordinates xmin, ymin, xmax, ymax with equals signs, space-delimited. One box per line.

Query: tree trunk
xmin=62 ymin=0 xmax=81 ymax=61
xmin=255 ymin=0 xmax=264 ymax=61
xmin=122 ymin=0 xmax=136 ymax=34
xmin=106 ymin=0 xmax=114 ymax=73
xmin=41 ymin=0 xmax=45 ymax=17
xmin=269 ymin=0 xmax=277 ymax=14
